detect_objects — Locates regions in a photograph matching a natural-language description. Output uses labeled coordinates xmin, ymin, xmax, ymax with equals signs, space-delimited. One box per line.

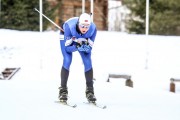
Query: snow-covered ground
xmin=0 ymin=29 xmax=180 ymax=120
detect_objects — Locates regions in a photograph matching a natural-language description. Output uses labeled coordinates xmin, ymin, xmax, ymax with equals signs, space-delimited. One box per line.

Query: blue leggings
xmin=60 ymin=40 xmax=92 ymax=72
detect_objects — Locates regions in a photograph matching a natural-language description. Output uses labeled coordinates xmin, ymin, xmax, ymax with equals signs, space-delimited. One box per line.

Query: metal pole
xmin=145 ymin=0 xmax=150 ymax=69
xmin=90 ymin=0 xmax=93 ymax=22
xmin=82 ymin=0 xmax=85 ymax=13
xmin=0 ymin=0 xmax=1 ymax=22
xmin=40 ymin=0 xmax=43 ymax=32
xmin=34 ymin=8 xmax=64 ymax=31
xmin=146 ymin=0 xmax=149 ymax=35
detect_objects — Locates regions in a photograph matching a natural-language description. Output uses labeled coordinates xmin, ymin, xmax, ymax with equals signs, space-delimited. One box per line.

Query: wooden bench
xmin=107 ymin=74 xmax=133 ymax=87
xmin=170 ymin=78 xmax=180 ymax=92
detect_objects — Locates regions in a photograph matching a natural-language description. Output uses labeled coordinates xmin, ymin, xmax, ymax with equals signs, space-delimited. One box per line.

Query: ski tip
xmin=84 ymin=102 xmax=107 ymax=109
xmin=72 ymin=104 xmax=77 ymax=108
xmin=55 ymin=100 xmax=77 ymax=108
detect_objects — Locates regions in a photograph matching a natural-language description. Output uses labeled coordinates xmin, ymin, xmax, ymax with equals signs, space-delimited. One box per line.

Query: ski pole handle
xmin=34 ymin=8 xmax=64 ymax=32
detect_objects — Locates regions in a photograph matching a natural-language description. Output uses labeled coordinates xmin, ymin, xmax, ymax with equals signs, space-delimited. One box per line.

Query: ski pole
xmin=34 ymin=8 xmax=64 ymax=32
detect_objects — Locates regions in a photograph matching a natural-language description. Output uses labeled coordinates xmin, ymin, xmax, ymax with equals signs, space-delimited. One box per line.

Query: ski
xmin=55 ymin=101 xmax=106 ymax=109
xmin=55 ymin=101 xmax=77 ymax=108
xmin=83 ymin=102 xmax=107 ymax=109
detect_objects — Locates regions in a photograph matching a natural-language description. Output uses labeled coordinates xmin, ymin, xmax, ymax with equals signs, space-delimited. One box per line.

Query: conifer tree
xmin=0 ymin=0 xmax=58 ymax=31
xmin=123 ymin=0 xmax=146 ymax=34
xmin=123 ymin=0 xmax=180 ymax=35
xmin=150 ymin=0 xmax=180 ymax=35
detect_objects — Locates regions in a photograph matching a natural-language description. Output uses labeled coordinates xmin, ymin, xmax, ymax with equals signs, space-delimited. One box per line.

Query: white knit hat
xmin=79 ymin=13 xmax=91 ymax=25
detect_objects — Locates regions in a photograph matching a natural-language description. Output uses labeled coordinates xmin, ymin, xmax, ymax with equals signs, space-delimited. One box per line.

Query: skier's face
xmin=78 ymin=23 xmax=90 ymax=34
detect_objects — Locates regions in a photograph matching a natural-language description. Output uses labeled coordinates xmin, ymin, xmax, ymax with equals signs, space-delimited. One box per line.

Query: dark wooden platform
xmin=0 ymin=67 xmax=20 ymax=80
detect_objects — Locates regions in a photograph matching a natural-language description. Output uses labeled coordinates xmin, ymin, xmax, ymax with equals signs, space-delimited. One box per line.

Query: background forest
xmin=0 ymin=0 xmax=179 ymax=35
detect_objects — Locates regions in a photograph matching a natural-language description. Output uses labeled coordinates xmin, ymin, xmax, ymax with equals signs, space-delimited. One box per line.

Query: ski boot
xmin=58 ymin=87 xmax=68 ymax=102
xmin=86 ymin=87 xmax=97 ymax=103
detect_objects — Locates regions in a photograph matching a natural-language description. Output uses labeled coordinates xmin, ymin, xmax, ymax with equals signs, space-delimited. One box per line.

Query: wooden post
xmin=125 ymin=79 xmax=133 ymax=88
xmin=170 ymin=81 xmax=175 ymax=93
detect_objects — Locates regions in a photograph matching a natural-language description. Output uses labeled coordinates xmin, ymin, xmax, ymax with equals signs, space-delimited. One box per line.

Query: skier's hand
xmin=77 ymin=45 xmax=91 ymax=53
xmin=77 ymin=45 xmax=85 ymax=51
xmin=75 ymin=42 xmax=81 ymax=48
xmin=83 ymin=45 xmax=91 ymax=53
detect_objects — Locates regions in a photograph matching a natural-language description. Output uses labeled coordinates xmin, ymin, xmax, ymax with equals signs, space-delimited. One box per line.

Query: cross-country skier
xmin=59 ymin=13 xmax=97 ymax=103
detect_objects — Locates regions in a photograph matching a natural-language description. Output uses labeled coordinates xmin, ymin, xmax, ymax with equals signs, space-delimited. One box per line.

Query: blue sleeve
xmin=90 ymin=27 xmax=97 ymax=42
xmin=63 ymin=23 xmax=77 ymax=53
xmin=85 ymin=27 xmax=97 ymax=53
xmin=63 ymin=23 xmax=72 ymax=41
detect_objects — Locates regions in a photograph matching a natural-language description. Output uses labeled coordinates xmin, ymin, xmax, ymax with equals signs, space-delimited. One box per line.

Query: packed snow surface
xmin=0 ymin=29 xmax=180 ymax=120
